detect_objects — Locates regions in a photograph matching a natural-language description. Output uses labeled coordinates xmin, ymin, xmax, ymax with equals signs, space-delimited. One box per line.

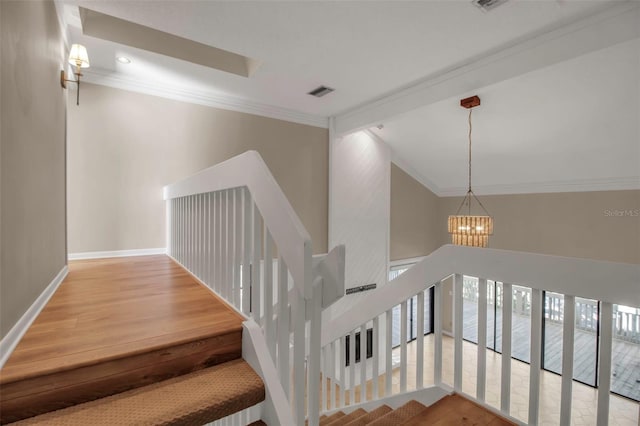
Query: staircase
xmin=0 ymin=256 xmax=265 ymax=425
xmin=319 ymin=395 xmax=516 ymax=426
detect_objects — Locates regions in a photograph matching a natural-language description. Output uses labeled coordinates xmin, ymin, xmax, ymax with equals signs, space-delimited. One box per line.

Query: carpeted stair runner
xmin=324 ymin=408 xmax=366 ymax=426
xmin=10 ymin=359 xmax=264 ymax=425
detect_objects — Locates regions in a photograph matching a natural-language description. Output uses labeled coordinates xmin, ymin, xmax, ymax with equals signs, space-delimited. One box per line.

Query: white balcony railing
xmin=163 ymin=151 xmax=344 ymax=426
xmin=320 ymin=246 xmax=639 ymax=425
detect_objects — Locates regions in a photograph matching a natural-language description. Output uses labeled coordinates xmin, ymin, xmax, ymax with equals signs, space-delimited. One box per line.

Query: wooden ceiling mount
xmin=460 ymin=95 xmax=481 ymax=109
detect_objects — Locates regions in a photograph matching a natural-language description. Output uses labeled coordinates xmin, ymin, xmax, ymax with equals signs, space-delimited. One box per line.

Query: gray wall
xmin=390 ymin=166 xmax=639 ymax=264
xmin=67 ymin=83 xmax=329 ymax=255
xmin=437 ymin=190 xmax=640 ymax=264
xmin=1 ymin=0 xmax=67 ymax=339
xmin=390 ymin=164 xmax=440 ymax=261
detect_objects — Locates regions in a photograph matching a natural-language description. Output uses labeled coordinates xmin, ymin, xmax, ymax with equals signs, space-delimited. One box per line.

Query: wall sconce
xmin=60 ymin=44 xmax=90 ymax=105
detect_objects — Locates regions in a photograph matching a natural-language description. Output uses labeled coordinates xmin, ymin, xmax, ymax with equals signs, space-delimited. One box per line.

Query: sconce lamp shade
xmin=68 ymin=44 xmax=90 ymax=69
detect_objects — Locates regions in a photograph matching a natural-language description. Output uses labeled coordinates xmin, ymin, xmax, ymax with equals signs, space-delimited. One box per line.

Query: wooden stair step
xmin=319 ymin=411 xmax=346 ymax=426
xmin=325 ymin=408 xmax=366 ymax=426
xmin=247 ymin=421 xmax=267 ymax=426
xmin=0 ymin=255 xmax=245 ymax=423
xmin=367 ymin=400 xmax=428 ymax=426
xmin=343 ymin=405 xmax=392 ymax=426
xmin=10 ymin=359 xmax=265 ymax=425
xmin=401 ymin=395 xmax=517 ymax=426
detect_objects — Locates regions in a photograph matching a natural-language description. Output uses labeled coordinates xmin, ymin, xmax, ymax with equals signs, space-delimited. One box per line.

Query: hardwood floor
xmin=0 ymin=255 xmax=245 ymax=423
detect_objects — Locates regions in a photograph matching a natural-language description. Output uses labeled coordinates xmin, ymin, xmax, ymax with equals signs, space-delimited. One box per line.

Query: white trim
xmin=323 ymin=244 xmax=640 ymax=346
xmin=83 ymin=68 xmax=328 ymax=129
xmin=0 ymin=265 xmax=69 ymax=368
xmin=437 ymin=176 xmax=640 ymax=197
xmin=242 ymin=319 xmax=295 ymax=426
xmin=334 ymin=2 xmax=640 ymax=135
xmin=389 ymin=256 xmax=426 ymax=268
xmin=68 ymin=247 xmax=166 ymax=260
xmin=322 ymin=384 xmax=451 ymax=417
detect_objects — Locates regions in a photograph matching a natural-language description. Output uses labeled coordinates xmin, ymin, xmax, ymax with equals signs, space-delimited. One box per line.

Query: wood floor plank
xmin=0 ymin=255 xmax=245 ymax=423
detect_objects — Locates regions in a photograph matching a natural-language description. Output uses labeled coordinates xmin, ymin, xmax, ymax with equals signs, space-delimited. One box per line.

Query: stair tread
xmin=401 ymin=395 xmax=517 ymax=426
xmin=324 ymin=408 xmax=366 ymax=426
xmin=367 ymin=400 xmax=427 ymax=426
xmin=343 ymin=405 xmax=392 ymax=426
xmin=11 ymin=359 xmax=265 ymax=425
xmin=0 ymin=256 xmax=245 ymax=423
xmin=1 ymin=256 xmax=244 ymax=385
xmin=319 ymin=411 xmax=346 ymax=426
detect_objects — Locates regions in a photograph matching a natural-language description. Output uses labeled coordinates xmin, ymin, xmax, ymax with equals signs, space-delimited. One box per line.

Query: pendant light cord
xmin=468 ymin=108 xmax=472 ymax=195
xmin=454 ymin=105 xmax=492 ymax=217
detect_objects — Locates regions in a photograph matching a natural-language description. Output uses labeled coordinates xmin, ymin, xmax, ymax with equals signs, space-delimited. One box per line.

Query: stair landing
xmin=0 ymin=255 xmax=245 ymax=423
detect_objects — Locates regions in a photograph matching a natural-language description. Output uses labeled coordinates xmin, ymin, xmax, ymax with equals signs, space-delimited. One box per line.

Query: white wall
xmin=328 ymin=131 xmax=390 ymax=319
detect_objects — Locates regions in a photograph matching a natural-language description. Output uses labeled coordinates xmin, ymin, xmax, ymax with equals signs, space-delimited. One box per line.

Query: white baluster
xmin=276 ymin=257 xmax=289 ymax=398
xmin=292 ymin=291 xmax=306 ymax=424
xmin=417 ymin=291 xmax=425 ymax=389
xmin=597 ymin=302 xmax=613 ymax=426
xmin=251 ymin=202 xmax=262 ymax=321
xmin=222 ymin=190 xmax=229 ymax=299
xmin=215 ymin=192 xmax=222 ymax=293
xmin=349 ymin=329 xmax=356 ymax=405
xmin=434 ymin=282 xmax=442 ymax=386
xmin=360 ymin=323 xmax=367 ymax=403
xmin=322 ymin=345 xmax=328 ymax=412
xmin=234 ymin=188 xmax=242 ymax=309
xmin=477 ymin=278 xmax=487 ymax=401
xmin=529 ymin=288 xmax=542 ymax=425
xmin=209 ymin=193 xmax=214 ymax=289
xmin=264 ymin=229 xmax=275 ymax=358
xmin=400 ymin=300 xmax=407 ymax=393
xmin=330 ymin=340 xmax=336 ymax=410
xmin=372 ymin=316 xmax=379 ymax=399
xmin=339 ymin=336 xmax=346 ymax=408
xmin=385 ymin=308 xmax=392 ymax=396
xmin=229 ymin=190 xmax=236 ymax=305
xmin=308 ymin=281 xmax=322 ymax=426
xmin=560 ymin=295 xmax=575 ymax=425
xmin=453 ymin=273 xmax=463 ymax=392
xmin=501 ymin=282 xmax=513 ymax=414
xmin=242 ymin=189 xmax=251 ymax=315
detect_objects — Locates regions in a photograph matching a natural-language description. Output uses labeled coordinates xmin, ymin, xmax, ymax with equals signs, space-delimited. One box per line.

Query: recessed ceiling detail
xmin=79 ymin=7 xmax=260 ymax=78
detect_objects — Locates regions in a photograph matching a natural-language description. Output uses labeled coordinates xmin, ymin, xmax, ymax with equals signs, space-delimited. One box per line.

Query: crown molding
xmin=437 ymin=176 xmax=640 ymax=197
xmin=334 ymin=1 xmax=640 ymax=136
xmin=82 ymin=68 xmax=329 ymax=129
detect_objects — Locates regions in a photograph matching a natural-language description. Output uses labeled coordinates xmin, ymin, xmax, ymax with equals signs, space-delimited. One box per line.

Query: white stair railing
xmin=320 ymin=245 xmax=639 ymax=425
xmin=163 ymin=151 xmax=344 ymax=426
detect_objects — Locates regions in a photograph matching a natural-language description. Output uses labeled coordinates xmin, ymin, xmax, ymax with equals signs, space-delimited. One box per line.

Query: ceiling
xmin=57 ymin=0 xmax=640 ymax=195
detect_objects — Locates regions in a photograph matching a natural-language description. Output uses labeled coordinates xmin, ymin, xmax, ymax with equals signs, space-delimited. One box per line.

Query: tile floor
xmin=330 ymin=335 xmax=639 ymax=425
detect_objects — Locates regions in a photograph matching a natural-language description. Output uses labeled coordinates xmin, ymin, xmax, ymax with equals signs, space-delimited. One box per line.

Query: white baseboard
xmin=0 ymin=265 xmax=69 ymax=368
xmin=68 ymin=247 xmax=166 ymax=260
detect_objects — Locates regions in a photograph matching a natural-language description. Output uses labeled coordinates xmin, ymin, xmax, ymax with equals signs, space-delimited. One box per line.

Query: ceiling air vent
xmin=307 ymin=86 xmax=334 ymax=98
xmin=472 ymin=0 xmax=509 ymax=12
